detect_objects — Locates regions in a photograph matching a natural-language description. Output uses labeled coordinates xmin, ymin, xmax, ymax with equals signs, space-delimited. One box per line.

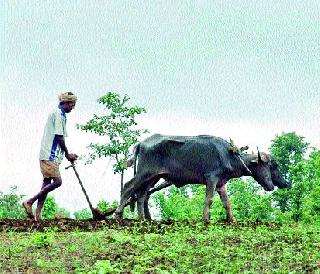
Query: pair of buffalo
xmin=115 ymin=134 xmax=287 ymax=223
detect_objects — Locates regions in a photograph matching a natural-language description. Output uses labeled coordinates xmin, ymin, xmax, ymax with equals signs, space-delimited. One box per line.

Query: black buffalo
xmin=115 ymin=134 xmax=286 ymax=223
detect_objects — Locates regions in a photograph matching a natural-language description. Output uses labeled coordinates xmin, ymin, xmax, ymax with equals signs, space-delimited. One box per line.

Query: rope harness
xmin=229 ymin=138 xmax=252 ymax=175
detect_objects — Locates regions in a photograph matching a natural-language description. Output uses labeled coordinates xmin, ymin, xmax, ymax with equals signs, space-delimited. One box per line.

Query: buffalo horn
xmin=257 ymin=147 xmax=262 ymax=163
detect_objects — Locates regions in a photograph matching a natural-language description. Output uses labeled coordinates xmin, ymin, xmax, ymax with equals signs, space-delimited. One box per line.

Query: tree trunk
xmin=120 ymin=170 xmax=124 ymax=196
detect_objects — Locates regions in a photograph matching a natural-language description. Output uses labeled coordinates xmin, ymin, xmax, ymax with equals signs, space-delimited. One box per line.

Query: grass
xmin=0 ymin=222 xmax=319 ymax=273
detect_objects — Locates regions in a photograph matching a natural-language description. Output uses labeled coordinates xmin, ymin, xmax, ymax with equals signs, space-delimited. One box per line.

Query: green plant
xmin=74 ymin=208 xmax=93 ymax=220
xmin=301 ymin=183 xmax=320 ymax=223
xmin=0 ymin=186 xmax=26 ymax=219
xmin=229 ymin=178 xmax=274 ymax=222
xmin=270 ymin=132 xmax=309 ymax=212
xmin=41 ymin=196 xmax=58 ymax=219
xmin=153 ymin=185 xmax=225 ymax=221
xmin=92 ymin=260 xmax=120 ymax=273
xmin=31 ymin=228 xmax=57 ymax=248
xmin=77 ymin=92 xmax=148 ymax=193
xmin=40 ymin=195 xmax=70 ymax=219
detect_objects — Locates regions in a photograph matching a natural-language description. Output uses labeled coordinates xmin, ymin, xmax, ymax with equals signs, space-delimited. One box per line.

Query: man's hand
xmin=66 ymin=153 xmax=78 ymax=162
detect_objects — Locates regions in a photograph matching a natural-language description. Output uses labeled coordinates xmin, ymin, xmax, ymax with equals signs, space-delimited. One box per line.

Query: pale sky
xmin=1 ymin=1 xmax=319 ymax=214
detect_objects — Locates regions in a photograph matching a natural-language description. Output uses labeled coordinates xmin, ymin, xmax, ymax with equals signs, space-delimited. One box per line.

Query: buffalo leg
xmin=144 ymin=193 xmax=151 ymax=219
xmin=115 ymin=176 xmax=139 ymax=218
xmin=137 ymin=178 xmax=158 ymax=220
xmin=217 ymin=184 xmax=236 ymax=223
xmin=136 ymin=187 xmax=147 ymax=220
xmin=203 ymin=174 xmax=219 ymax=224
xmin=115 ymin=173 xmax=156 ymax=219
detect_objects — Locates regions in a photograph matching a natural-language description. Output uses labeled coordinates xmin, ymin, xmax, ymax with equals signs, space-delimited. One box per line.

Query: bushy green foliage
xmin=41 ymin=196 xmax=70 ymax=219
xmin=299 ymin=150 xmax=320 ymax=223
xmin=229 ymin=179 xmax=274 ymax=222
xmin=97 ymin=199 xmax=118 ymax=219
xmin=153 ymin=186 xmax=206 ymax=221
xmin=301 ymin=182 xmax=320 ymax=224
xmin=0 ymin=186 xmax=70 ymax=220
xmin=270 ymin=132 xmax=309 ymax=212
xmin=274 ymin=149 xmax=320 ymax=221
xmin=74 ymin=208 xmax=93 ymax=220
xmin=97 ymin=199 xmax=118 ymax=212
xmin=270 ymin=132 xmax=309 ymax=183
xmin=41 ymin=196 xmax=58 ymax=219
xmin=31 ymin=228 xmax=57 ymax=248
xmin=0 ymin=186 xmax=26 ymax=219
xmin=153 ymin=179 xmax=278 ymax=223
xmin=153 ymin=185 xmax=227 ymax=222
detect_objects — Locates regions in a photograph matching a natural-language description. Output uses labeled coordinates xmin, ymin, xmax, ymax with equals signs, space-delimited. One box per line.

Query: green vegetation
xmin=0 ymin=222 xmax=319 ymax=273
xmin=0 ymin=186 xmax=26 ymax=219
xmin=42 ymin=196 xmax=71 ymax=219
xmin=73 ymin=208 xmax=93 ymax=220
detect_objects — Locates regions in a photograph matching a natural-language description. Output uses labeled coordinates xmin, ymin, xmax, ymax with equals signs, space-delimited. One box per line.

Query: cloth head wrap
xmin=59 ymin=92 xmax=77 ymax=103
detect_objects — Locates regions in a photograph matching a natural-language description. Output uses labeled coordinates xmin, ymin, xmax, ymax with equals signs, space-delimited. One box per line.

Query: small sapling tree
xmin=78 ymin=92 xmax=148 ymax=194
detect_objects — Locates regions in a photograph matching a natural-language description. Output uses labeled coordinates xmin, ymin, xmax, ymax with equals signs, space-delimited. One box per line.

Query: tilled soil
xmin=0 ymin=218 xmax=180 ymax=233
xmin=0 ymin=218 xmax=281 ymax=233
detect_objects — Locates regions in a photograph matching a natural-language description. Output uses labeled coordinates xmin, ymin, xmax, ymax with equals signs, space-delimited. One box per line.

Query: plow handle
xmin=66 ymin=162 xmax=95 ymax=211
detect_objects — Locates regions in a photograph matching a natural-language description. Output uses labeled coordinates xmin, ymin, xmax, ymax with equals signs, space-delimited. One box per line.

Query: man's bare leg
xmin=24 ymin=177 xmax=62 ymax=220
xmin=35 ymin=178 xmax=52 ymax=221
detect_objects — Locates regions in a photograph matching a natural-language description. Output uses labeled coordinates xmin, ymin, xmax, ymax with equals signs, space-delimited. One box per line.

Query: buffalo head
xmin=269 ymin=157 xmax=287 ymax=189
xmin=247 ymin=151 xmax=287 ymax=191
xmin=248 ymin=154 xmax=274 ymax=191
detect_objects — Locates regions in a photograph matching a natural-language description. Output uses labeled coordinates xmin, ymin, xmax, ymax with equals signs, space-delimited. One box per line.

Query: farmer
xmin=23 ymin=92 xmax=78 ymax=221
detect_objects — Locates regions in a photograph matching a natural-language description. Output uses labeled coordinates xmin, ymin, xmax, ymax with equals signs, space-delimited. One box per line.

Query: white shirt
xmin=39 ymin=106 xmax=68 ymax=163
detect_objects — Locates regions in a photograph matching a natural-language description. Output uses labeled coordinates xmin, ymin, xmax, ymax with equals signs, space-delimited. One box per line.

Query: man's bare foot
xmin=22 ymin=201 xmax=34 ymax=219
